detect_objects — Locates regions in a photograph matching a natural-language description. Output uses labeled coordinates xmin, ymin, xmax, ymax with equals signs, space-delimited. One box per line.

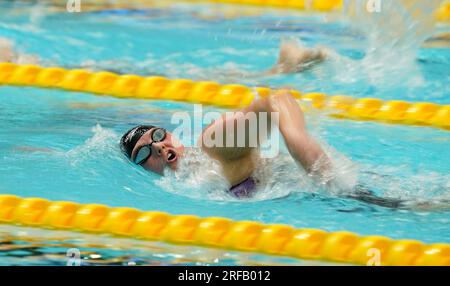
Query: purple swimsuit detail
xmin=229 ymin=177 xmax=257 ymax=198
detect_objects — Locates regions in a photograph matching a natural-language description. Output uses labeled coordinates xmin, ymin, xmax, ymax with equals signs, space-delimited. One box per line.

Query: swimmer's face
xmin=131 ymin=128 xmax=184 ymax=175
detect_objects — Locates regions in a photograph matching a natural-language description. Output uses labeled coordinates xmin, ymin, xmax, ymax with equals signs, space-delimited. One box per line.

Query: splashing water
xmin=156 ymin=142 xmax=358 ymax=202
xmin=65 ymin=124 xmax=119 ymax=166
xmin=339 ymin=0 xmax=442 ymax=91
xmin=156 ymin=148 xmax=232 ymax=201
xmin=51 ymin=123 xmax=446 ymax=207
xmin=52 ymin=125 xmax=356 ymax=203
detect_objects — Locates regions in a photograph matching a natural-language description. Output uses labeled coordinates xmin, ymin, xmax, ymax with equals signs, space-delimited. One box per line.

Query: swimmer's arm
xmin=199 ymin=96 xmax=272 ymax=161
xmin=265 ymin=39 xmax=328 ymax=75
xmin=268 ymin=90 xmax=330 ymax=174
xmin=220 ymin=40 xmax=329 ymax=81
xmin=199 ymin=97 xmax=273 ymax=184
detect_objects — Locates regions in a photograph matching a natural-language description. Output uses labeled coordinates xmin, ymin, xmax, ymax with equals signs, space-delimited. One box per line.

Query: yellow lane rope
xmin=0 ymin=63 xmax=448 ymax=131
xmin=191 ymin=0 xmax=343 ymax=11
xmin=59 ymin=0 xmax=450 ymax=21
xmin=51 ymin=0 xmax=343 ymax=12
xmin=436 ymin=1 xmax=450 ymax=21
xmin=194 ymin=0 xmax=450 ymax=21
xmin=0 ymin=195 xmax=449 ymax=265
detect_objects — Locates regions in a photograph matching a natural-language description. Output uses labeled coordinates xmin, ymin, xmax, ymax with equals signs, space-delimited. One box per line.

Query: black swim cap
xmin=120 ymin=125 xmax=155 ymax=159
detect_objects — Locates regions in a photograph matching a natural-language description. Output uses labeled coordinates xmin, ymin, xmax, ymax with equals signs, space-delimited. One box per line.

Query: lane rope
xmin=101 ymin=0 xmax=449 ymax=21
xmin=0 ymin=63 xmax=449 ymax=131
xmin=199 ymin=0 xmax=450 ymax=21
xmin=0 ymin=194 xmax=449 ymax=265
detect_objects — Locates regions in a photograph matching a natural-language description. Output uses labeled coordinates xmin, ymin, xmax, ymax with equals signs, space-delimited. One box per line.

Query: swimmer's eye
xmin=133 ymin=128 xmax=167 ymax=165
xmin=151 ymin=128 xmax=166 ymax=142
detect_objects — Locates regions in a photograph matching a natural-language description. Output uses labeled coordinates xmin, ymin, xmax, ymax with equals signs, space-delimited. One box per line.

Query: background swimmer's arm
xmin=219 ymin=39 xmax=329 ymax=81
xmin=265 ymin=38 xmax=328 ymax=75
xmin=267 ymin=90 xmax=330 ymax=175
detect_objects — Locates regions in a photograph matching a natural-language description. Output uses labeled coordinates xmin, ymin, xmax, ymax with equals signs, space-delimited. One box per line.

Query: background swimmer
xmin=0 ymin=36 xmax=327 ymax=76
xmin=266 ymin=38 xmax=329 ymax=74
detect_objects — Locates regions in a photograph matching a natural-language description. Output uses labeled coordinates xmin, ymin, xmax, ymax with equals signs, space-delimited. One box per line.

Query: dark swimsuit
xmin=229 ymin=180 xmax=406 ymax=209
xmin=346 ymin=186 xmax=405 ymax=209
xmin=229 ymin=177 xmax=257 ymax=198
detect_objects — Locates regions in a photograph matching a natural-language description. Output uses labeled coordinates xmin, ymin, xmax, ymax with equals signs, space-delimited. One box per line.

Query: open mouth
xmin=167 ymin=150 xmax=177 ymax=163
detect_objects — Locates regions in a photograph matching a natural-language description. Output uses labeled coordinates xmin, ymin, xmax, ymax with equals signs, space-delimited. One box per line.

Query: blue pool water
xmin=0 ymin=2 xmax=449 ymax=265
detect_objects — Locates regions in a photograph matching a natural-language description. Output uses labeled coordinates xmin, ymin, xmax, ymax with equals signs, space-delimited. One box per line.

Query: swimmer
xmin=77 ymin=38 xmax=328 ymax=77
xmin=1 ymin=36 xmax=325 ymax=76
xmin=0 ymin=38 xmax=40 ymax=65
xmin=120 ymin=89 xmax=331 ymax=198
xmin=119 ymin=89 xmax=450 ymax=211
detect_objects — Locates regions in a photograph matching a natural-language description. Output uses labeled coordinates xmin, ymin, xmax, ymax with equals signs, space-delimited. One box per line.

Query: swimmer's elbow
xmin=285 ymin=134 xmax=329 ymax=174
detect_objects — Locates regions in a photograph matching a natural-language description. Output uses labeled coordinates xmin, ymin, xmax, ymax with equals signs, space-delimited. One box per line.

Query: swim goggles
xmin=133 ymin=128 xmax=167 ymax=165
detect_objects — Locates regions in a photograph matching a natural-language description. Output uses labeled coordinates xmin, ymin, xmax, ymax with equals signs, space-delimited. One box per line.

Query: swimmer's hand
xmin=269 ymin=38 xmax=328 ymax=74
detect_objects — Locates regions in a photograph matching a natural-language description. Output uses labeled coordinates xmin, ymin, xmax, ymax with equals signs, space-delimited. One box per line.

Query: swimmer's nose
xmin=152 ymin=143 xmax=165 ymax=157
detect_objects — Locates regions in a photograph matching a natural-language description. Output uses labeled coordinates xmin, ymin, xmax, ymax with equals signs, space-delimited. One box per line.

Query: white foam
xmin=65 ymin=124 xmax=118 ymax=165
xmin=156 ymin=148 xmax=232 ymax=200
xmin=156 ymin=141 xmax=359 ymax=202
